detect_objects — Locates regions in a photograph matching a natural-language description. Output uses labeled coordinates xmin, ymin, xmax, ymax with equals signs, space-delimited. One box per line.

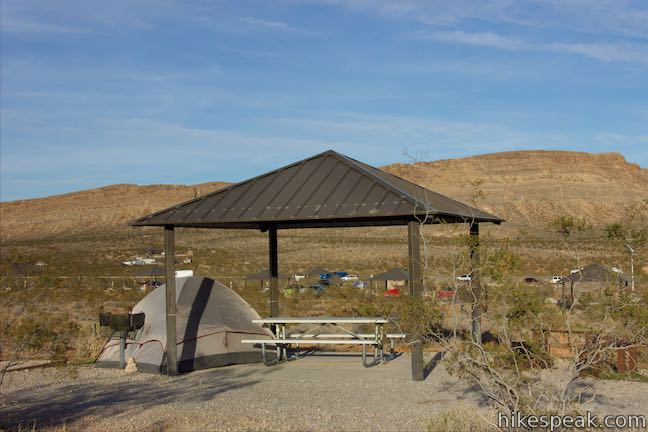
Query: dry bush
xmin=71 ymin=321 xmax=111 ymax=364
xmin=427 ymin=407 xmax=499 ymax=432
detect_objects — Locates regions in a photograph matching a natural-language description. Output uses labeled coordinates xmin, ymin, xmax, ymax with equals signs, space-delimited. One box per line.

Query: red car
xmin=436 ymin=290 xmax=455 ymax=299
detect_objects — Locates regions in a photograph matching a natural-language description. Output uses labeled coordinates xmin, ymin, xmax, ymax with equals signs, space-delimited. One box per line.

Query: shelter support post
xmin=269 ymin=225 xmax=279 ymax=317
xmin=408 ymin=221 xmax=422 ymax=298
xmin=164 ymin=225 xmax=178 ymax=376
xmin=411 ymin=340 xmax=425 ymax=381
xmin=469 ymin=222 xmax=482 ymax=346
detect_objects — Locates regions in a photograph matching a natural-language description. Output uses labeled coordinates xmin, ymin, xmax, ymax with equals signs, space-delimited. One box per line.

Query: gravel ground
xmin=1 ymin=353 xmax=647 ymax=431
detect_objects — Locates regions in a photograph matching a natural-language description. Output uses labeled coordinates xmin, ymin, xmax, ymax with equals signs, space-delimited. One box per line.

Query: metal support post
xmin=164 ymin=225 xmax=178 ymax=376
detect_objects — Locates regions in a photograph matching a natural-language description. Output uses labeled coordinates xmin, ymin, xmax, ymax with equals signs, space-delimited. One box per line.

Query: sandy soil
xmin=1 ymin=354 xmax=647 ymax=432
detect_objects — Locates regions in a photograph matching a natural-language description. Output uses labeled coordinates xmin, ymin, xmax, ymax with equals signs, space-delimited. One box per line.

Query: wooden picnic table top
xmin=253 ymin=317 xmax=390 ymax=325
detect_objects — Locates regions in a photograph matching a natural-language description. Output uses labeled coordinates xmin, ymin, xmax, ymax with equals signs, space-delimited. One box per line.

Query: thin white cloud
xmin=241 ymin=16 xmax=311 ymax=34
xmin=424 ymin=31 xmax=528 ymax=51
xmin=269 ymin=112 xmax=573 ymax=153
xmin=0 ymin=6 xmax=86 ymax=35
xmin=419 ymin=30 xmax=648 ymax=65
xmin=307 ymin=0 xmax=648 ymax=39
xmin=549 ymin=42 xmax=648 ymax=64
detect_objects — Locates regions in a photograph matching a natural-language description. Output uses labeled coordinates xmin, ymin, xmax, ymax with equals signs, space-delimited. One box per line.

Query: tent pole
xmin=164 ymin=225 xmax=178 ymax=376
xmin=269 ymin=225 xmax=279 ymax=317
xmin=407 ymin=221 xmax=422 ymax=298
xmin=469 ymin=222 xmax=482 ymax=346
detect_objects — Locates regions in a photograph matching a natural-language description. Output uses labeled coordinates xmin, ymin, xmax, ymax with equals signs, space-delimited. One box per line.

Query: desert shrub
xmin=427 ymin=407 xmax=498 ymax=432
xmin=1 ymin=315 xmax=78 ymax=361
xmin=349 ymin=295 xmax=442 ymax=340
xmin=483 ymin=248 xmax=522 ymax=283
xmin=72 ymin=322 xmax=110 ymax=363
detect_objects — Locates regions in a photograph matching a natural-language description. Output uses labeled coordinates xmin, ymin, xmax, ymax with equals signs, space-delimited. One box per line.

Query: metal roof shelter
xmin=370 ymin=268 xmax=410 ymax=281
xmin=563 ymin=263 xmax=629 ymax=284
xmin=560 ymin=263 xmax=629 ymax=307
xmin=133 ymin=149 xmax=503 ymax=375
xmin=134 ymin=150 xmax=501 ymax=229
xmin=305 ymin=267 xmax=331 ymax=278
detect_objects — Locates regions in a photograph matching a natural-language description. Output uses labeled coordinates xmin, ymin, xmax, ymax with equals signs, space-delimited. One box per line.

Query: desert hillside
xmin=1 ymin=151 xmax=646 ymax=241
xmin=384 ymin=150 xmax=647 ymax=230
xmin=0 ymin=182 xmax=229 ymax=241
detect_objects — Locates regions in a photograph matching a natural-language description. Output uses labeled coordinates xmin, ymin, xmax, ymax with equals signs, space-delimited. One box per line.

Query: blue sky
xmin=1 ymin=0 xmax=647 ymax=201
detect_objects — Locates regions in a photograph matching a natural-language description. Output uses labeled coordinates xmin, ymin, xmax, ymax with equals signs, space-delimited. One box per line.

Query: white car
xmin=456 ymin=274 xmax=472 ymax=282
xmin=549 ymin=276 xmax=564 ymax=284
xmin=341 ymin=274 xmax=359 ymax=282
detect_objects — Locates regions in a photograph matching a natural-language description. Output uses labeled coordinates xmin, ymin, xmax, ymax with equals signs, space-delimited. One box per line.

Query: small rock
xmin=124 ymin=357 xmax=138 ymax=373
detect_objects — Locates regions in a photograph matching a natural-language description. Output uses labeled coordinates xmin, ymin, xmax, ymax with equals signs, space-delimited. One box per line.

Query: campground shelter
xmin=370 ymin=268 xmax=410 ymax=291
xmin=133 ymin=149 xmax=503 ymax=375
xmin=304 ymin=266 xmax=331 ymax=281
xmin=562 ymin=263 xmax=630 ymax=304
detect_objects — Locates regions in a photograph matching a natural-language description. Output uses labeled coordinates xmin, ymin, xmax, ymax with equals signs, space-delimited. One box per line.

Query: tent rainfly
xmin=96 ymin=277 xmax=275 ymax=373
xmin=132 ymin=150 xmax=503 ymax=375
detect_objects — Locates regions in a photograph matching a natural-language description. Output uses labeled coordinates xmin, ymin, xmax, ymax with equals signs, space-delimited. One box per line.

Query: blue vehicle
xmin=320 ymin=271 xmax=348 ymax=280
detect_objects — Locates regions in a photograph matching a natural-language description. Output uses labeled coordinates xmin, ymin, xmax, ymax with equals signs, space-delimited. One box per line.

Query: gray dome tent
xmin=96 ymin=276 xmax=274 ymax=373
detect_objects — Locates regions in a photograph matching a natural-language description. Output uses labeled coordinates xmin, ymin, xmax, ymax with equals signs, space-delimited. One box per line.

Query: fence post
xmin=411 ymin=340 xmax=424 ymax=381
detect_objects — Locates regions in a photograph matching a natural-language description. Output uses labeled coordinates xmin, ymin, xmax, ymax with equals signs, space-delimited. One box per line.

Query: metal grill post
xmin=164 ymin=225 xmax=178 ymax=376
xmin=411 ymin=340 xmax=424 ymax=381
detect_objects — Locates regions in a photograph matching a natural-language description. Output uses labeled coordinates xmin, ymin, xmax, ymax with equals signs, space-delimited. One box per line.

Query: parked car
xmin=549 ymin=276 xmax=564 ymax=284
xmin=524 ymin=277 xmax=540 ymax=284
xmin=456 ymin=274 xmax=472 ymax=281
xmin=341 ymin=274 xmax=359 ymax=282
xmin=570 ymin=268 xmax=584 ymax=274
xmin=611 ymin=266 xmax=623 ymax=274
xmin=436 ymin=289 xmax=455 ymax=299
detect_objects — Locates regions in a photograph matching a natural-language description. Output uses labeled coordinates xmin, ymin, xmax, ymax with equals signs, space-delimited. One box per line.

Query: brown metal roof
xmin=133 ymin=150 xmax=503 ymax=229
xmin=370 ymin=268 xmax=410 ymax=281
xmin=305 ymin=267 xmax=331 ymax=277
xmin=563 ymin=263 xmax=629 ymax=284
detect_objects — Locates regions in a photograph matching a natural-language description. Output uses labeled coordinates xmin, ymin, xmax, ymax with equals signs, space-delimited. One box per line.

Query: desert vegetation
xmin=1 ymin=153 xmax=647 ymax=431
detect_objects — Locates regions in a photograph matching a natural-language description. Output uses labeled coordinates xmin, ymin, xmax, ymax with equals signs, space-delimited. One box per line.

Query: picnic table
xmin=242 ymin=317 xmax=405 ymax=367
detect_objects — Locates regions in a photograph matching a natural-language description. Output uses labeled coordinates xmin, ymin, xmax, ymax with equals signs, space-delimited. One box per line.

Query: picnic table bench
xmin=242 ymin=317 xmax=406 ymax=367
